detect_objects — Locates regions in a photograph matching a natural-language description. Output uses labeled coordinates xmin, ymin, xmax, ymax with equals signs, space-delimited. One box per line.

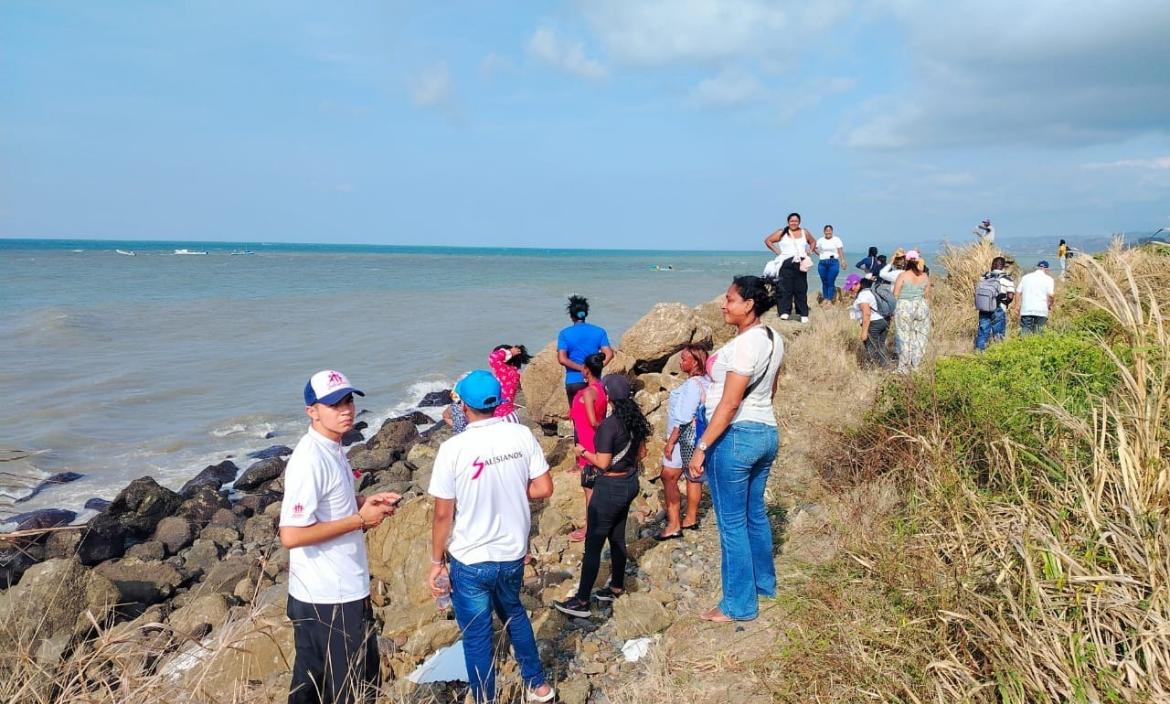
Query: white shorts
xmin=662 ymin=441 xmax=682 ymax=469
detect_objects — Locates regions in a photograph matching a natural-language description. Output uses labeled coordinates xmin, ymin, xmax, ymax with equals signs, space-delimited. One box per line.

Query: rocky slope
xmin=1 ymin=290 xmax=856 ymax=704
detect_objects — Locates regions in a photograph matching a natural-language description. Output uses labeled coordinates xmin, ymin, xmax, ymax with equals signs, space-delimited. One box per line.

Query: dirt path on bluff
xmin=536 ymin=311 xmax=883 ymax=704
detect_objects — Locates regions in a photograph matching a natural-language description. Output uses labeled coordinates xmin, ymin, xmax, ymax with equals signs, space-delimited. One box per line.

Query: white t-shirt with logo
xmin=815 ymin=236 xmax=845 ymax=259
xmin=428 ymin=417 xmax=549 ymax=565
xmin=279 ymin=426 xmax=370 ymax=604
xmin=1017 ymin=269 xmax=1055 ymax=317
xmin=706 ymin=326 xmax=784 ymax=427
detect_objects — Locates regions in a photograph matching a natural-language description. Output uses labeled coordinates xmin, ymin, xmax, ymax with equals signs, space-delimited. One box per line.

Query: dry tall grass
xmin=830 ymin=244 xmax=1170 ymax=701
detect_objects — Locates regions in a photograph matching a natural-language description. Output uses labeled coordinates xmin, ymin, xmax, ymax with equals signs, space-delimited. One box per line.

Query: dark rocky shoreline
xmin=0 ymin=293 xmax=762 ymax=703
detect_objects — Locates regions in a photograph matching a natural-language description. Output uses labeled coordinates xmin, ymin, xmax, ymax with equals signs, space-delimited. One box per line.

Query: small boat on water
xmin=116 ymin=249 xmax=136 ymax=256
xmin=229 ymin=250 xmax=255 ymax=256
xmin=173 ymin=248 xmax=208 ymax=255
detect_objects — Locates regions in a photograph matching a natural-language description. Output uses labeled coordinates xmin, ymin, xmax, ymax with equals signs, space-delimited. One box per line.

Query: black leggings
xmin=576 ymin=473 xmax=639 ymax=600
xmin=776 ymin=259 xmax=809 ymax=317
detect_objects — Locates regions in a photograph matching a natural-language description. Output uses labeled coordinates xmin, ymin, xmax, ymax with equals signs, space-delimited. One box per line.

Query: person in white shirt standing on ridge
xmin=974 ymin=218 xmax=996 ymax=244
xmin=813 ymin=224 xmax=846 ymax=305
xmin=1016 ymin=260 xmax=1056 ymax=335
xmin=280 ymin=370 xmax=402 ymax=704
xmin=427 ymin=370 xmax=556 ymax=704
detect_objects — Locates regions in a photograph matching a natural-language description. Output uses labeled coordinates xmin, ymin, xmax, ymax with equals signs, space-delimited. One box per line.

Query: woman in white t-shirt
xmin=687 ymin=275 xmax=783 ymax=622
xmin=813 ymin=225 xmax=845 ymax=305
xmin=848 ymin=274 xmax=890 ymax=367
xmin=763 ymin=212 xmax=816 ymax=323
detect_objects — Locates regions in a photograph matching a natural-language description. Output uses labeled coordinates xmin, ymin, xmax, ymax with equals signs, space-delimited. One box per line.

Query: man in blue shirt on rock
xmin=557 ymin=295 xmax=614 ymax=407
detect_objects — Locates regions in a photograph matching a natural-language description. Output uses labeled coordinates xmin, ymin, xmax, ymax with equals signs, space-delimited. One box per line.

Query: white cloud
xmin=582 ymin=0 xmax=851 ymax=65
xmin=408 ymin=62 xmax=460 ymax=119
xmin=686 ymin=69 xmax=764 ymax=108
xmin=841 ymin=0 xmax=1170 ymax=149
xmin=527 ymin=27 xmax=606 ymax=79
xmin=480 ymin=52 xmax=513 ymax=79
xmin=1084 ymin=156 xmax=1170 ymax=171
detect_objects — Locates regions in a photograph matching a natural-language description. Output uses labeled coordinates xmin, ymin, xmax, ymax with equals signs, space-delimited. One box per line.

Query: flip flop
xmin=681 ymin=522 xmax=701 ymax=531
xmin=654 ymin=531 xmax=682 ymax=541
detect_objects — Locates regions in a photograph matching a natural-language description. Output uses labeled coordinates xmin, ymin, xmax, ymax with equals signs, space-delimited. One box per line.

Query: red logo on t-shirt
xmin=471 ymin=457 xmax=485 ymax=479
xmin=292 ymin=503 xmax=305 ymax=515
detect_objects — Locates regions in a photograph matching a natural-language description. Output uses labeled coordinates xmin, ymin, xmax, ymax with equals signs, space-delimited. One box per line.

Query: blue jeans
xmin=817 ymin=258 xmax=840 ymax=301
xmin=975 ymin=309 xmax=1006 ymax=350
xmin=1020 ymin=315 xmax=1047 ymax=335
xmin=448 ymin=557 xmax=546 ymax=703
xmin=705 ymin=422 xmax=780 ymax=620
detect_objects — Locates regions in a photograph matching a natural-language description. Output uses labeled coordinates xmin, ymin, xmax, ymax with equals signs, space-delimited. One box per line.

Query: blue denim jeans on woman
xmin=817 ymin=257 xmax=840 ymax=302
xmin=705 ymin=421 xmax=780 ymax=620
xmin=448 ymin=557 xmax=547 ymax=703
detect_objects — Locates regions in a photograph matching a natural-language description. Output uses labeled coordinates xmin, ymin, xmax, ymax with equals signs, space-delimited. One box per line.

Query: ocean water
xmin=1 ymin=239 xmax=765 ymax=523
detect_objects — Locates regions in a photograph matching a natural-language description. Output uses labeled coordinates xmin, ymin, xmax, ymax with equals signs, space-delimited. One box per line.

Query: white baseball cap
xmin=303 ymin=370 xmax=365 ymax=406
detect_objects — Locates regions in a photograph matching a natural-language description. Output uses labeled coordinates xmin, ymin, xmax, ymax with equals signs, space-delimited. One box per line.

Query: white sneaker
xmin=527 ymin=685 xmax=556 ymax=702
xmin=780 ymin=314 xmax=790 ymax=321
xmin=800 ymin=316 xmax=809 ymax=323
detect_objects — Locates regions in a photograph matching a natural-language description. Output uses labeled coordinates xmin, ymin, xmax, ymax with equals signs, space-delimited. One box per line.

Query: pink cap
xmin=905 ymin=249 xmax=920 ymax=261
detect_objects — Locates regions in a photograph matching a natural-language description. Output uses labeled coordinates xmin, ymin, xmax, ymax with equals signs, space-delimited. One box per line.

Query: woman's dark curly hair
xmin=494 ymin=344 xmax=532 ymax=368
xmin=610 ymin=398 xmax=652 ymax=457
xmin=731 ymin=275 xmax=777 ymax=318
xmin=567 ymin=295 xmax=590 ymax=321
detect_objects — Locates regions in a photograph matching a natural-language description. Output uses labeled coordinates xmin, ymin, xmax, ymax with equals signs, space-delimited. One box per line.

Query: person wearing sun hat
xmin=280 ymin=370 xmax=402 ymax=704
xmin=1016 ymin=260 xmax=1055 ymax=335
xmin=427 ymin=369 xmax=556 ymax=704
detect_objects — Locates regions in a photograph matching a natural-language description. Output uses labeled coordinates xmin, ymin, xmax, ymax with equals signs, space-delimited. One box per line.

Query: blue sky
xmin=2 ymin=1 xmax=1168 ymax=249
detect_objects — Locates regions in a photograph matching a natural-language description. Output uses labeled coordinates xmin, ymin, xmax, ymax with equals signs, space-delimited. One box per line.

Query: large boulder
xmin=346 ymin=446 xmax=398 ymax=473
xmin=95 ymin=557 xmax=186 ymax=604
xmin=520 ymin=342 xmax=568 ymax=424
xmin=179 ymin=461 xmax=239 ymax=497
xmin=612 ymin=592 xmax=674 ymax=639
xmin=693 ymin=295 xmax=736 ymax=348
xmin=168 ymin=593 xmax=231 ymax=638
xmin=77 ymin=512 xmax=131 ymax=566
xmin=107 ymin=476 xmax=182 ymax=538
xmin=152 ymin=516 xmax=196 ymax=555
xmin=364 ymin=497 xmax=441 ymax=639
xmin=619 ymin=303 xmax=713 ymax=374
xmin=0 ymin=546 xmax=39 ymax=589
xmin=0 ymin=558 xmax=119 ymax=663
xmin=232 ymin=457 xmax=286 ymax=492
xmin=176 ymin=486 xmax=233 ymax=526
xmin=366 ymin=418 xmax=420 ymax=454
xmin=167 ymin=584 xmax=294 ymax=699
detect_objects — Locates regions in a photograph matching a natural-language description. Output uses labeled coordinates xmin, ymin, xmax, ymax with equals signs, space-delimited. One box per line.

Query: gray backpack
xmin=872 ymin=283 xmax=896 ymax=318
xmin=974 ymin=276 xmax=1001 ymax=313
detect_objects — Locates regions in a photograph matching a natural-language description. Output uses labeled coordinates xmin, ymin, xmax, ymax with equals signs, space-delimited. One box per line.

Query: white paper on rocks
xmin=621 ymin=637 xmax=654 ymax=662
xmin=407 ymin=640 xmax=469 ymax=684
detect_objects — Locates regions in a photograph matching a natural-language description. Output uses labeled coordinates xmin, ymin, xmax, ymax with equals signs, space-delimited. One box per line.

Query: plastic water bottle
xmin=435 ymin=575 xmax=451 ymax=610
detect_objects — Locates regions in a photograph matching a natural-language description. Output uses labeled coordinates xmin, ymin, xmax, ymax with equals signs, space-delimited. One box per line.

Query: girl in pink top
xmin=568 ymin=353 xmax=607 ymax=542
xmin=488 ymin=344 xmax=531 ymax=420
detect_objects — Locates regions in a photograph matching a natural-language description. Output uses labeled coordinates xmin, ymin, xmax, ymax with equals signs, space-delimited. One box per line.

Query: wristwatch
xmin=698 ymin=440 xmax=709 ymax=452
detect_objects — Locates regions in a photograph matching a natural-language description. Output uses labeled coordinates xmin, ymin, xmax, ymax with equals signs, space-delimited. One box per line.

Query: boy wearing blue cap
xmin=280 ymin=370 xmax=401 ymax=704
xmin=427 ymin=370 xmax=556 ymax=703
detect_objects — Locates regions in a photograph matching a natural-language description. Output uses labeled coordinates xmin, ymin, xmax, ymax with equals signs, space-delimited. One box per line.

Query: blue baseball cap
xmin=454 ymin=370 xmax=502 ymax=411
xmin=304 ymin=369 xmax=365 ymax=406
xmin=1037 ymin=260 xmax=1050 ymax=269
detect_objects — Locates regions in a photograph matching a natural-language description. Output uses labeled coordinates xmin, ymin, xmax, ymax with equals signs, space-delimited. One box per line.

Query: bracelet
xmin=357 ymin=513 xmax=369 ymax=531
xmin=431 ymin=559 xmax=444 ymax=565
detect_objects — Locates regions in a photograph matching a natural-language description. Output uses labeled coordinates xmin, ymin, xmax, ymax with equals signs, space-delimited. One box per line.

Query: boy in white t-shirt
xmin=279 ymin=370 xmax=401 ymax=704
xmin=427 ymin=370 xmax=555 ymax=704
xmin=1016 ymin=260 xmax=1056 ymax=335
